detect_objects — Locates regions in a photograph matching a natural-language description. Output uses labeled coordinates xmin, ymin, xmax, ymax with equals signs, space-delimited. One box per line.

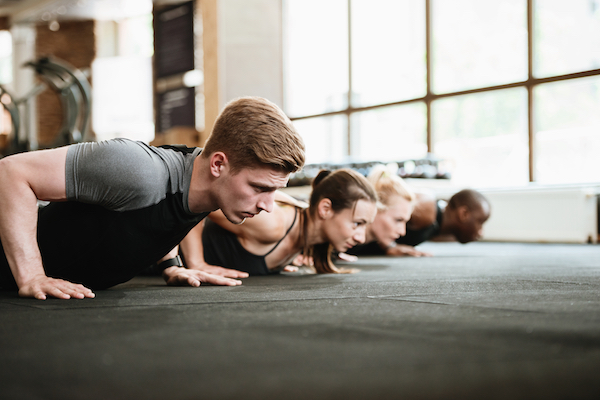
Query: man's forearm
xmin=0 ymin=169 xmax=47 ymax=288
xmin=179 ymin=220 xmax=207 ymax=268
xmin=0 ymin=147 xmax=95 ymax=299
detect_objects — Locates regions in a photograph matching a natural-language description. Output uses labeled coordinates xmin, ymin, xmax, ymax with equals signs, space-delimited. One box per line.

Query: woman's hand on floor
xmin=386 ymin=244 xmax=432 ymax=257
xmin=336 ymin=253 xmax=358 ymax=262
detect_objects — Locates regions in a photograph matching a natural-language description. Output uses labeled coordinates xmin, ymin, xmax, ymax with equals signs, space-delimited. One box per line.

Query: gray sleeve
xmin=65 ymin=139 xmax=173 ymax=211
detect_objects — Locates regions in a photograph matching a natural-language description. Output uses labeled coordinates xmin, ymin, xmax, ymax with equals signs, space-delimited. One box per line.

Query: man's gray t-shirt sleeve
xmin=65 ymin=139 xmax=201 ymax=213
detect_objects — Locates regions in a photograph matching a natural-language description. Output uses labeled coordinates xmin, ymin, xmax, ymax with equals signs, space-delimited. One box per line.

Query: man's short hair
xmin=448 ymin=189 xmax=489 ymax=211
xmin=202 ymin=96 xmax=305 ymax=174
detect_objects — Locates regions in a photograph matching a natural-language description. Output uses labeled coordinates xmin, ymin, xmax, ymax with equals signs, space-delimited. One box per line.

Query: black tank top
xmin=202 ymin=208 xmax=299 ymax=275
xmin=397 ymin=201 xmax=444 ymax=246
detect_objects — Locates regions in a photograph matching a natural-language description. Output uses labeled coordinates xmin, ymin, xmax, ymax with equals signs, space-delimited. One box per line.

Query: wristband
xmin=157 ymin=255 xmax=184 ymax=271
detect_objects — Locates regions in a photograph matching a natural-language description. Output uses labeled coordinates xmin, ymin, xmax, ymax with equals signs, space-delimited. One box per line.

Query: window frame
xmin=284 ymin=0 xmax=600 ymax=183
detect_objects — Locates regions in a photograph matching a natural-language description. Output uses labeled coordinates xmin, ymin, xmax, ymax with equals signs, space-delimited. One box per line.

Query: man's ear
xmin=317 ymin=198 xmax=333 ymax=220
xmin=209 ymin=152 xmax=228 ymax=178
xmin=456 ymin=205 xmax=471 ymax=223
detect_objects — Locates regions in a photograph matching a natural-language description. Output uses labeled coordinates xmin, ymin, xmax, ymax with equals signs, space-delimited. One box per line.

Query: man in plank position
xmin=0 ymin=96 xmax=305 ymax=299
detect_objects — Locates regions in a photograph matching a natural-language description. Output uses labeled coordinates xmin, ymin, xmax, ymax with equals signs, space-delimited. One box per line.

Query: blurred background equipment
xmin=0 ymin=55 xmax=91 ymax=156
xmin=288 ymin=154 xmax=451 ymax=187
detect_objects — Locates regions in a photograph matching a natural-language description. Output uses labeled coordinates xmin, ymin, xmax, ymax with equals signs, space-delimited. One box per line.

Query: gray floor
xmin=2 ymin=242 xmax=600 ymax=400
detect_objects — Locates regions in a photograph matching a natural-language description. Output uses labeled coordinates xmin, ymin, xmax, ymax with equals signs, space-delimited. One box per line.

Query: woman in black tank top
xmin=174 ymin=169 xmax=379 ymax=276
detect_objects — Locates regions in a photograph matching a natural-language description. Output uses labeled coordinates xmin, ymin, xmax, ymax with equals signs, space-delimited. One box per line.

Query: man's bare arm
xmin=0 ymin=147 xmax=95 ymax=299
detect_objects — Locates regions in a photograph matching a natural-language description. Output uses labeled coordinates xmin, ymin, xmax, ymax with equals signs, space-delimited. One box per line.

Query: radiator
xmin=478 ymin=185 xmax=599 ymax=244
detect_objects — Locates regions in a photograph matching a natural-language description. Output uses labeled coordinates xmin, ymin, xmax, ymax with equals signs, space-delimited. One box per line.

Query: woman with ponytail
xmin=173 ymin=168 xmax=378 ymax=276
xmin=344 ymin=164 xmax=430 ymax=257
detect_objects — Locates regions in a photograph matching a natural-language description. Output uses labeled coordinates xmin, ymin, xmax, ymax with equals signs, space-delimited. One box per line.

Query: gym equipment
xmin=288 ymin=155 xmax=451 ymax=187
xmin=0 ymin=56 xmax=92 ymax=156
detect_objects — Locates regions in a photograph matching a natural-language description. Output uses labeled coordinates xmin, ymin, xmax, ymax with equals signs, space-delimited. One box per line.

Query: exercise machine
xmin=0 ymin=56 xmax=92 ymax=156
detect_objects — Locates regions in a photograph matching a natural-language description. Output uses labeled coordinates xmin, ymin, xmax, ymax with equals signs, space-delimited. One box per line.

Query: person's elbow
xmin=0 ymin=156 xmax=23 ymax=187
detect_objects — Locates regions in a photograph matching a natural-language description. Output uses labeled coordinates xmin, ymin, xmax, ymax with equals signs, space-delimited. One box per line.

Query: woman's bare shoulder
xmin=275 ymin=190 xmax=309 ymax=208
xmin=209 ymin=203 xmax=297 ymax=245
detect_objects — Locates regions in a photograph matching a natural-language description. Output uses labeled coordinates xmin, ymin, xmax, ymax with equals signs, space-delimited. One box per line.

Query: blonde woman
xmin=345 ymin=164 xmax=432 ymax=257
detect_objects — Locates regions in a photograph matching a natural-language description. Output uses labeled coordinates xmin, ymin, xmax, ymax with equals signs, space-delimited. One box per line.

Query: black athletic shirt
xmin=397 ymin=201 xmax=444 ymax=246
xmin=202 ymin=207 xmax=299 ymax=275
xmin=0 ymin=139 xmax=208 ymax=290
xmin=347 ymin=201 xmax=444 ymax=256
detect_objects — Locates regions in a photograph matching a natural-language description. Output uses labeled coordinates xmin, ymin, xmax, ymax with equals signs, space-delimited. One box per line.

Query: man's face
xmin=456 ymin=203 xmax=490 ymax=243
xmin=218 ymin=165 xmax=290 ymax=225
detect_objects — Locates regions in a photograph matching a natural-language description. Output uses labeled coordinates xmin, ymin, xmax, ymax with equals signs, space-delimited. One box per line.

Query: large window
xmin=283 ymin=0 xmax=600 ymax=187
xmin=93 ymin=13 xmax=155 ymax=143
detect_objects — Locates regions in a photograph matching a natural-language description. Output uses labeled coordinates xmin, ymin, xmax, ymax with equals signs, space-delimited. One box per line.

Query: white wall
xmin=427 ymin=182 xmax=600 ymax=244
xmin=219 ymin=0 xmax=283 ymax=108
xmin=479 ymin=185 xmax=599 ymax=244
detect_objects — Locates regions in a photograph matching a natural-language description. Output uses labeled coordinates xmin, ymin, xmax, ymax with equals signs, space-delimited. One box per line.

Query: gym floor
xmin=2 ymin=242 xmax=600 ymax=400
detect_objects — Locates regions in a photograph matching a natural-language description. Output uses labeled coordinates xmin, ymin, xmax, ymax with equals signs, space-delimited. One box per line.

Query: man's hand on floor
xmin=19 ymin=275 xmax=95 ymax=300
xmin=187 ymin=262 xmax=249 ymax=279
xmin=162 ymin=266 xmax=243 ymax=287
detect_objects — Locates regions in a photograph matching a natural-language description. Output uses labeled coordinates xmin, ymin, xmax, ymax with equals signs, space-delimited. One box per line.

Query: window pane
xmin=283 ymin=0 xmax=349 ymax=117
xmin=293 ymin=115 xmax=348 ymax=165
xmin=432 ymin=88 xmax=529 ymax=188
xmin=92 ymin=56 xmax=155 ymax=143
xmin=351 ymin=0 xmax=426 ymax=107
xmin=350 ymin=103 xmax=427 ymax=162
xmin=534 ymin=76 xmax=600 ymax=185
xmin=431 ymin=0 xmax=527 ymax=94
xmin=534 ymin=0 xmax=600 ymax=78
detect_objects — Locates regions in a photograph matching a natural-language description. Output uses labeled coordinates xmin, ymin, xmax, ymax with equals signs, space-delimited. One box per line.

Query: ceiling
xmin=0 ymin=0 xmax=159 ymax=24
